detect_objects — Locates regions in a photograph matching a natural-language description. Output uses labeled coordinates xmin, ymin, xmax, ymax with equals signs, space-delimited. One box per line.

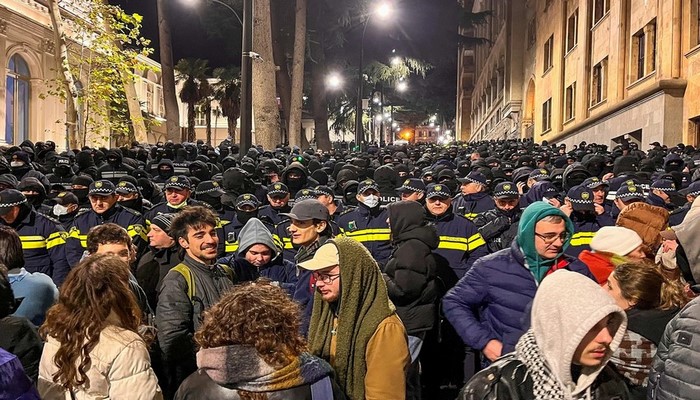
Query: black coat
xmin=0 ymin=315 xmax=43 ymax=383
xmin=384 ymin=201 xmax=441 ymax=335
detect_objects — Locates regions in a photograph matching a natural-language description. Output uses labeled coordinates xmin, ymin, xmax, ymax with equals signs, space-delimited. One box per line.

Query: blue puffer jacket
xmin=442 ymin=239 xmax=595 ymax=359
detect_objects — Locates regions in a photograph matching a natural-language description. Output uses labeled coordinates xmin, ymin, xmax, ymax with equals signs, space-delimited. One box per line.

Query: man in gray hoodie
xmin=219 ymin=217 xmax=296 ymax=294
xmin=459 ymin=270 xmax=630 ymax=400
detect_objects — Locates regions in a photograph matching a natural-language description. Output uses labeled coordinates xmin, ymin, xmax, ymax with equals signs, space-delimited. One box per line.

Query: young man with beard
xmin=459 ymin=270 xmax=629 ymax=400
xmin=156 ymin=206 xmax=237 ymax=399
xmin=473 ymin=182 xmax=523 ymax=253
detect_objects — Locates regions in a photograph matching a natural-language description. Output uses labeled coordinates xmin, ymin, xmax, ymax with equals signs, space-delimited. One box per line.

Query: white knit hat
xmin=590 ymin=226 xmax=643 ymax=256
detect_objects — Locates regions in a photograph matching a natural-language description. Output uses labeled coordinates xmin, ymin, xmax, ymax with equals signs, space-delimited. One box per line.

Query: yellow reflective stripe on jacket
xmin=272 ymin=234 xmax=284 ymax=249
xmin=272 ymin=234 xmax=294 ymax=250
xmin=464 ymin=213 xmax=478 ymax=220
xmin=20 ymin=235 xmax=48 ymax=250
xmin=437 ymin=233 xmax=486 ymax=252
xmin=225 ymin=241 xmax=239 ymax=253
xmin=343 ymin=228 xmax=391 ymax=242
xmin=127 ymin=224 xmax=148 ymax=241
xmin=570 ymin=232 xmax=596 ymax=246
xmin=467 ymin=233 xmax=486 ymax=250
xmin=46 ymin=231 xmax=67 ymax=249
xmin=68 ymin=227 xmax=88 ymax=248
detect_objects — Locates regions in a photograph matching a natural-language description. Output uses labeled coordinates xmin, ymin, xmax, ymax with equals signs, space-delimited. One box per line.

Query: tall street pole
xmin=354 ymin=20 xmax=371 ymax=148
xmin=239 ymin=0 xmax=254 ymax=159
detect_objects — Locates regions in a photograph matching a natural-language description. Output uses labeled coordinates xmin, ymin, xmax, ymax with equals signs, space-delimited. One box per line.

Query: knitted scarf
xmin=196 ymin=345 xmax=333 ymax=392
xmin=307 ymin=237 xmax=395 ymax=400
xmin=515 ymin=330 xmax=570 ymax=400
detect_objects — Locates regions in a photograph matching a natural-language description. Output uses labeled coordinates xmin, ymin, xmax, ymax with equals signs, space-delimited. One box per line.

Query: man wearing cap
xmin=424 ymin=183 xmax=488 ymax=279
xmin=561 ymin=185 xmax=613 ymax=258
xmin=336 ymin=179 xmax=392 ymax=266
xmin=647 ymin=179 xmax=679 ymax=211
xmin=46 ymin=156 xmax=75 ymax=191
xmin=453 ymin=171 xmax=495 ymax=219
xmin=51 ymin=191 xmax=80 ymax=228
xmin=612 ymin=180 xmax=646 ymax=219
xmin=136 ymin=213 xmax=182 ymax=311
xmin=147 ymin=176 xmax=196 ymax=225
xmin=65 ymin=180 xmax=146 ymax=267
xmin=473 ymin=181 xmax=523 ymax=253
xmin=396 ymin=178 xmax=426 ymax=203
xmin=220 ymin=194 xmax=275 ymax=256
xmin=0 ymin=189 xmax=70 ymax=286
xmin=258 ymin=182 xmax=291 ymax=225
xmin=315 ymin=184 xmax=349 ymax=219
xmin=303 ymin=237 xmax=410 ymax=399
xmin=194 ymin=180 xmax=235 ymax=225
xmin=582 ymin=176 xmax=612 ymax=216
xmin=115 ymin=181 xmax=151 ymax=214
xmin=443 ymin=201 xmax=594 ymax=367
xmin=670 ymin=181 xmax=700 ymax=225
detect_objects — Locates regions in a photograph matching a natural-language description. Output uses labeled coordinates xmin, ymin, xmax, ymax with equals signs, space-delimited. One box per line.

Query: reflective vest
xmin=336 ymin=205 xmax=392 ymax=265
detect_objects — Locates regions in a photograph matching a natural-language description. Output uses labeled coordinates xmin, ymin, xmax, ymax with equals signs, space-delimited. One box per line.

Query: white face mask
xmin=10 ymin=161 xmax=24 ymax=168
xmin=361 ymin=194 xmax=380 ymax=208
xmin=53 ymin=204 xmax=69 ymax=216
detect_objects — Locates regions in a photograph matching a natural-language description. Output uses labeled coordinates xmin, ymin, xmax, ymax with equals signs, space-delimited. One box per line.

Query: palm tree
xmin=175 ymin=58 xmax=209 ymax=142
xmin=199 ymin=78 xmax=214 ymax=145
xmin=213 ymin=66 xmax=242 ymax=143
xmin=157 ymin=0 xmax=181 ymax=142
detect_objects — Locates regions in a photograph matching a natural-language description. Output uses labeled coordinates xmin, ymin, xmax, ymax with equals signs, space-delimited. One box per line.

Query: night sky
xmin=113 ymin=0 xmax=459 ymax=117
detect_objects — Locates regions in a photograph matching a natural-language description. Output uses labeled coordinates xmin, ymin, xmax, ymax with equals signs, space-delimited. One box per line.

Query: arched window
xmin=5 ymin=54 xmax=30 ymax=144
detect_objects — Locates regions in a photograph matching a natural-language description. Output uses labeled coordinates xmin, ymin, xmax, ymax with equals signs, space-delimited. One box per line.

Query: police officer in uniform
xmin=0 ymin=189 xmax=70 ymax=285
xmin=195 ymin=180 xmax=236 ymax=225
xmin=221 ymin=194 xmax=274 ymax=256
xmin=145 ymin=176 xmax=209 ymax=226
xmin=258 ymin=183 xmax=292 ymax=226
xmin=396 ymin=178 xmax=426 ymax=203
xmin=473 ymin=182 xmax=523 ymax=253
xmin=65 ymin=180 xmax=146 ymax=266
xmin=453 ymin=171 xmax=495 ymax=219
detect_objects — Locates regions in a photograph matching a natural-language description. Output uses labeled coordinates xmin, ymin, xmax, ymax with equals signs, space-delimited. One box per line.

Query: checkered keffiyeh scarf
xmin=515 ymin=330 xmax=569 ymax=400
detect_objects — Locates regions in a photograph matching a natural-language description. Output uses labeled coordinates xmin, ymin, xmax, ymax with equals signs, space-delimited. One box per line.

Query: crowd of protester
xmin=1 ymin=136 xmax=700 ymax=399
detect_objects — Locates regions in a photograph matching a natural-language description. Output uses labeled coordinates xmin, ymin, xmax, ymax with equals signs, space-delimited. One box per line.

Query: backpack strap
xmin=217 ymin=263 xmax=236 ymax=282
xmin=171 ymin=264 xmax=195 ymax=302
xmin=310 ymin=376 xmax=334 ymax=400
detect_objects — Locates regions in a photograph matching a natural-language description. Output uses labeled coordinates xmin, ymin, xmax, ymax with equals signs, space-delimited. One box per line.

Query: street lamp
xmin=182 ymin=0 xmax=243 ymax=25
xmin=326 ymin=73 xmax=344 ymax=90
xmin=355 ymin=1 xmax=394 ymax=147
xmin=396 ymin=81 xmax=408 ymax=92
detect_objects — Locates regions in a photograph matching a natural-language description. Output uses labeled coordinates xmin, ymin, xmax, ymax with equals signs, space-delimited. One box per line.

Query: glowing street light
xmin=326 ymin=73 xmax=343 ymax=90
xmin=376 ymin=115 xmax=384 ymax=121
xmin=392 ymin=121 xmax=398 ymax=128
xmin=396 ymin=81 xmax=408 ymax=92
xmin=391 ymin=56 xmax=402 ymax=66
xmin=375 ymin=2 xmax=394 ymax=20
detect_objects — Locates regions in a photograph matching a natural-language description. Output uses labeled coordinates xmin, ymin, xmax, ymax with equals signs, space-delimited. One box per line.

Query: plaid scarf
xmin=515 ymin=330 xmax=570 ymax=400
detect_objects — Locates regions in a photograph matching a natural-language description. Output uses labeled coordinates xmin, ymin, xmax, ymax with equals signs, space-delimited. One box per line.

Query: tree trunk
xmin=227 ymin=117 xmax=236 ymax=141
xmin=187 ymin=102 xmax=196 ymax=142
xmin=287 ymin=0 xmax=306 ymax=148
xmin=47 ymin=0 xmax=80 ymax=149
xmin=252 ymin=0 xmax=282 ymax=150
xmin=205 ymin=101 xmax=212 ymax=145
xmin=310 ymin=56 xmax=331 ymax=151
xmin=271 ymin=0 xmax=292 ymax=145
xmin=121 ymin=76 xmax=147 ymax=143
xmin=157 ymin=0 xmax=181 ymax=142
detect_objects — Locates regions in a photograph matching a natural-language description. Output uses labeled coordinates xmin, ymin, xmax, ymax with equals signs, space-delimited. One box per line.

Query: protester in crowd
xmin=302 ymin=238 xmax=410 ymax=399
xmin=459 ymin=270 xmax=629 ymax=400
xmin=156 ymin=206 xmax=237 ymax=398
xmin=605 ymin=262 xmax=688 ymax=398
xmin=66 ymin=180 xmax=146 ymax=267
xmin=175 ymin=282 xmax=343 ymax=399
xmin=220 ymin=217 xmax=296 ymax=293
xmin=453 ymin=171 xmax=495 ymax=219
xmin=0 ymin=188 xmax=70 ymax=285
xmin=336 ymin=179 xmax=392 ymax=266
xmin=473 ymin=181 xmax=522 ymax=253
xmin=137 ymin=213 xmax=181 ymax=311
xmin=38 ymin=254 xmax=162 ymax=399
xmin=0 ymin=226 xmax=57 ymax=326
xmin=649 ymin=295 xmax=700 ymax=399
xmin=578 ymin=226 xmax=647 ymax=284
xmin=443 ymin=202 xmax=595 ymax=365
xmin=86 ymin=223 xmax=152 ymax=318
xmin=0 ymin=263 xmax=43 ymax=384
xmin=384 ymin=200 xmax=440 ymax=399
xmin=0 ymin=347 xmax=40 ymax=400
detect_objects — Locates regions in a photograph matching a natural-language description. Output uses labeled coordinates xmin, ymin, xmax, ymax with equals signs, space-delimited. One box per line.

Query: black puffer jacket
xmin=384 ymin=201 xmax=440 ymax=335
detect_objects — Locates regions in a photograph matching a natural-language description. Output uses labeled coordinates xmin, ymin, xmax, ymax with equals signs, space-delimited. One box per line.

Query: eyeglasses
xmin=535 ymin=232 xmax=570 ymax=244
xmin=312 ymin=272 xmax=340 ymax=284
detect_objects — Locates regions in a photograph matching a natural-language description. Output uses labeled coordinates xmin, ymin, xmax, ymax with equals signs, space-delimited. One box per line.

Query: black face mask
xmin=287 ymin=176 xmax=304 ymax=191
xmin=25 ymin=195 xmax=43 ymax=208
xmin=237 ymin=210 xmax=258 ymax=226
xmin=107 ymin=157 xmax=119 ymax=166
xmin=344 ymin=192 xmax=359 ymax=207
xmin=72 ymin=188 xmax=89 ymax=203
xmin=200 ymin=194 xmax=222 ymax=211
xmin=159 ymin=169 xmax=173 ymax=179
xmin=190 ymin=168 xmax=210 ymax=182
xmin=119 ymin=198 xmax=141 ymax=211
xmin=55 ymin=166 xmax=71 ymax=177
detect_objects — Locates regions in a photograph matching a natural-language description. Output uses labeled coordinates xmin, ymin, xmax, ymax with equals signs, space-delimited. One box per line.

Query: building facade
xmin=458 ymin=0 xmax=700 ymax=148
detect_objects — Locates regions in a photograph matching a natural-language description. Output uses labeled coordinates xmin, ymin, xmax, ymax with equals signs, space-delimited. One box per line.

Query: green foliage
xmin=212 ymin=66 xmax=242 ymax=123
xmin=44 ymin=0 xmax=155 ymax=146
xmin=175 ymin=58 xmax=210 ymax=142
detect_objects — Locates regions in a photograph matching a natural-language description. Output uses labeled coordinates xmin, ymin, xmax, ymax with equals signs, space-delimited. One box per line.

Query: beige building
xmin=458 ymin=0 xmax=700 ymax=148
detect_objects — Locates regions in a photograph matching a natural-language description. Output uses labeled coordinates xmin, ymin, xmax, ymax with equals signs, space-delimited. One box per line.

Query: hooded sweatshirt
xmin=516 ymin=202 xmax=575 ymax=282
xmin=516 ymin=269 xmax=627 ymax=399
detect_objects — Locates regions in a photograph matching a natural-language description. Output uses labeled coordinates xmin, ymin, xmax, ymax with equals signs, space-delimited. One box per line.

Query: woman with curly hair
xmin=37 ymin=254 xmax=162 ymax=400
xmin=175 ymin=281 xmax=345 ymax=400
xmin=605 ymin=262 xmax=689 ymax=399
